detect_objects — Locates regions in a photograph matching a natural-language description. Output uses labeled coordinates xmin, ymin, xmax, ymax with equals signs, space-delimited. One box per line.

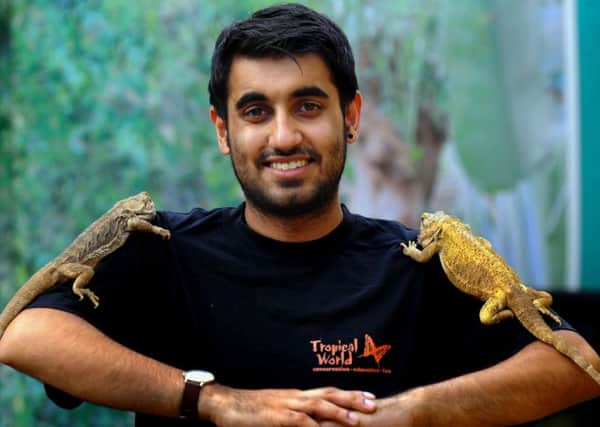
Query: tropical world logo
xmin=309 ymin=334 xmax=392 ymax=374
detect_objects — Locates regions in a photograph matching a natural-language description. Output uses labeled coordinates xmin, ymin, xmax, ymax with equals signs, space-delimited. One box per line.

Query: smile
xmin=270 ymin=160 xmax=308 ymax=170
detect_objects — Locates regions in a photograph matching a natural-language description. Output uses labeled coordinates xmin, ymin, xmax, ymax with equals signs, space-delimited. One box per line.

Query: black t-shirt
xmin=28 ymin=204 xmax=565 ymax=426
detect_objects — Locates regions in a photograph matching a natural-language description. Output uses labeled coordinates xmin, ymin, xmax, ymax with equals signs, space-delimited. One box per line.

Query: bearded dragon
xmin=0 ymin=191 xmax=170 ymax=339
xmin=401 ymin=211 xmax=600 ymax=386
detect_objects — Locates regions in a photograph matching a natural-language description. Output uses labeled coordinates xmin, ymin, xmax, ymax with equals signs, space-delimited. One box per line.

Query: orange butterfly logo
xmin=358 ymin=334 xmax=391 ymax=368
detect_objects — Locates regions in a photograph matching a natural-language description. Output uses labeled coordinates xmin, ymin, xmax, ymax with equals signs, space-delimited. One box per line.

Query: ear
xmin=210 ymin=106 xmax=230 ymax=155
xmin=344 ymin=91 xmax=362 ymax=144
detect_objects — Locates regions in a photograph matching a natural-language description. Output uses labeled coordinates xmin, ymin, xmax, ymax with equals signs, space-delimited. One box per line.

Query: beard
xmin=227 ymin=132 xmax=347 ymax=219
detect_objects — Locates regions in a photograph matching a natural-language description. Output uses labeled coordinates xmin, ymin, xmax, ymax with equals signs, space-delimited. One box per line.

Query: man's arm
xmin=324 ymin=330 xmax=600 ymax=427
xmin=0 ymin=308 xmax=375 ymax=426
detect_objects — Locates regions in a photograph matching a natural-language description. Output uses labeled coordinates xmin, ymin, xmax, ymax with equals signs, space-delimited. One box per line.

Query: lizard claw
xmin=401 ymin=240 xmax=418 ymax=255
xmin=75 ymin=288 xmax=100 ymax=308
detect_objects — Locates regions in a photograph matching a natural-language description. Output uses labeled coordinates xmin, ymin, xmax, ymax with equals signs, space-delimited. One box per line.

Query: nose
xmin=268 ymin=111 xmax=301 ymax=152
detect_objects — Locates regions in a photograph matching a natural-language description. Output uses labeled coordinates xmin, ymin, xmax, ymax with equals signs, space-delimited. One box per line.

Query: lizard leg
xmin=525 ymin=287 xmax=561 ymax=325
xmin=58 ymin=263 xmax=100 ymax=308
xmin=127 ymin=217 xmax=171 ymax=240
xmin=479 ymin=292 xmax=513 ymax=325
xmin=401 ymin=240 xmax=440 ymax=262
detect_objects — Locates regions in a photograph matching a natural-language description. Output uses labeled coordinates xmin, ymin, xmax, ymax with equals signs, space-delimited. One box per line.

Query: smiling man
xmin=1 ymin=3 xmax=599 ymax=427
xmin=212 ymin=53 xmax=360 ymax=241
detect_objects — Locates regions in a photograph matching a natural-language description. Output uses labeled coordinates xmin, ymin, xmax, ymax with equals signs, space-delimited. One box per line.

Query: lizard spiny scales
xmin=401 ymin=211 xmax=600 ymax=387
xmin=0 ymin=192 xmax=170 ymax=339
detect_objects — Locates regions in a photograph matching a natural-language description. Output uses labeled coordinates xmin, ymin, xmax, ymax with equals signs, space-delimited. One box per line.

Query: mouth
xmin=418 ymin=233 xmax=435 ymax=247
xmin=258 ymin=146 xmax=320 ymax=182
xmin=269 ymin=159 xmax=309 ymax=171
xmin=138 ymin=211 xmax=156 ymax=220
xmin=263 ymin=154 xmax=315 ymax=179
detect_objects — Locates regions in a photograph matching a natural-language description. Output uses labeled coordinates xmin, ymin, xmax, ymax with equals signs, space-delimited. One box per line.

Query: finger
xmin=289 ymin=396 xmax=360 ymax=426
xmin=276 ymin=409 xmax=321 ymax=427
xmin=291 ymin=388 xmax=377 ymax=426
xmin=305 ymin=387 xmax=377 ymax=414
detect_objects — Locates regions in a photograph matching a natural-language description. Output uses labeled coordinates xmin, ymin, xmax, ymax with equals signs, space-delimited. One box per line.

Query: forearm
xmin=0 ymin=308 xmax=184 ymax=418
xmin=394 ymin=330 xmax=600 ymax=426
xmin=0 ymin=308 xmax=377 ymax=426
xmin=320 ymin=330 xmax=600 ymax=427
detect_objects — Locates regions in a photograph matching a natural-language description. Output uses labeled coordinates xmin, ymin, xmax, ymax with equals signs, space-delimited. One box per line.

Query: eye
xmin=297 ymin=101 xmax=323 ymax=116
xmin=242 ymin=106 xmax=270 ymax=122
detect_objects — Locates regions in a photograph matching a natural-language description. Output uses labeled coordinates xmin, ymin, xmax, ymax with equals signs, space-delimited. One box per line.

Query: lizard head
xmin=417 ymin=211 xmax=452 ymax=246
xmin=116 ymin=191 xmax=157 ymax=220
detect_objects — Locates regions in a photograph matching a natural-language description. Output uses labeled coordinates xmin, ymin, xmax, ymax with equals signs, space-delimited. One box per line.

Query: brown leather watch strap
xmin=179 ymin=380 xmax=202 ymax=419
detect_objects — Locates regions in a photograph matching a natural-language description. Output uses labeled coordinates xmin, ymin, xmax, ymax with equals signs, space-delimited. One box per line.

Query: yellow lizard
xmin=401 ymin=211 xmax=600 ymax=386
xmin=0 ymin=192 xmax=171 ymax=339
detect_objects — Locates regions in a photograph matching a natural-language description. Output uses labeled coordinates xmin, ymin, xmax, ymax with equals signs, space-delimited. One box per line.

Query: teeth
xmin=271 ymin=160 xmax=307 ymax=170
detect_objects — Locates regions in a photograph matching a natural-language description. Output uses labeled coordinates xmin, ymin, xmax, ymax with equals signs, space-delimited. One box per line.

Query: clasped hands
xmin=200 ymin=384 xmax=422 ymax=427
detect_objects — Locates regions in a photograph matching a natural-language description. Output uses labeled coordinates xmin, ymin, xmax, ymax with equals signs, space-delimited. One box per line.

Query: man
xmin=0 ymin=3 xmax=598 ymax=426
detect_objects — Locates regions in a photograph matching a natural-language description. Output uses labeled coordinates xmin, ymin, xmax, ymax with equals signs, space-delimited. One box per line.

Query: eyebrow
xmin=234 ymin=86 xmax=329 ymax=111
xmin=292 ymin=86 xmax=329 ymax=99
xmin=235 ymin=92 xmax=267 ymax=111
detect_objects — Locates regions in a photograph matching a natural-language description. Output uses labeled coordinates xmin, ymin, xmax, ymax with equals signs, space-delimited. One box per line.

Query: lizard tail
xmin=553 ymin=338 xmax=600 ymax=386
xmin=507 ymin=288 xmax=600 ymax=388
xmin=0 ymin=268 xmax=58 ymax=340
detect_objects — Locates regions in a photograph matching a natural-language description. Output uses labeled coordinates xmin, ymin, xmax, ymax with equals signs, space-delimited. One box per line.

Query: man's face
xmin=212 ymin=54 xmax=358 ymax=218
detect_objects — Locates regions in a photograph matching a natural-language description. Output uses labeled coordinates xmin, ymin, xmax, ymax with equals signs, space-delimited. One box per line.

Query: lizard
xmin=401 ymin=210 xmax=600 ymax=386
xmin=0 ymin=191 xmax=171 ymax=339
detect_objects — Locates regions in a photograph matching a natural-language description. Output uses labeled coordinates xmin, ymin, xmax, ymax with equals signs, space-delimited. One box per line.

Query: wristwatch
xmin=179 ymin=370 xmax=215 ymax=419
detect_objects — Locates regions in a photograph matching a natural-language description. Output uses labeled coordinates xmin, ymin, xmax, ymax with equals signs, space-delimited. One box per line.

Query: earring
xmin=347 ymin=132 xmax=354 ymax=140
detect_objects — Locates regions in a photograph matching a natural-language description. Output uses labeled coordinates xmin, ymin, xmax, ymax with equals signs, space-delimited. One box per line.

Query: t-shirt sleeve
xmin=27 ymin=230 xmax=169 ymax=341
xmin=25 ymin=223 xmax=172 ymax=409
xmin=414 ymin=255 xmax=575 ymax=383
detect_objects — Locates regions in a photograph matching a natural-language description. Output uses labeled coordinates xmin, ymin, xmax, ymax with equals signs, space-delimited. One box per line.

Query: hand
xmin=200 ymin=384 xmax=377 ymax=427
xmin=320 ymin=389 xmax=432 ymax=427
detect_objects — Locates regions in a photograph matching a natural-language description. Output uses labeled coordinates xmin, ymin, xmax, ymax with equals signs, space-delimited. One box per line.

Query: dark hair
xmin=208 ymin=3 xmax=358 ymax=119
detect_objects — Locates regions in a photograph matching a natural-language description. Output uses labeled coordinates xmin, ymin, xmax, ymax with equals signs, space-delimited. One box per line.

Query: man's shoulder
xmin=345 ymin=208 xmax=419 ymax=246
xmin=155 ymin=205 xmax=242 ymax=234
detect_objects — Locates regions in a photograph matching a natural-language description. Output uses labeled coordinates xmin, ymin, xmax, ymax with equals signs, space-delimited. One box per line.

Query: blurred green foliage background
xmin=0 ymin=0 xmax=594 ymax=425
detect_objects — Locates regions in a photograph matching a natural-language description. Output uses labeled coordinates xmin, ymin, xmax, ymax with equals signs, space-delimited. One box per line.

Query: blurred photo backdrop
xmin=0 ymin=1 xmax=598 ymax=425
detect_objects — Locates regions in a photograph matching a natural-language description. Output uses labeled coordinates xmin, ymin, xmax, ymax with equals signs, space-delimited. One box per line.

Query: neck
xmin=243 ymin=200 xmax=344 ymax=243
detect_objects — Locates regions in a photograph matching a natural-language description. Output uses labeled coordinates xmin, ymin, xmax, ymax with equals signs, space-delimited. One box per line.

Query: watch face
xmin=185 ymin=370 xmax=215 ymax=384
